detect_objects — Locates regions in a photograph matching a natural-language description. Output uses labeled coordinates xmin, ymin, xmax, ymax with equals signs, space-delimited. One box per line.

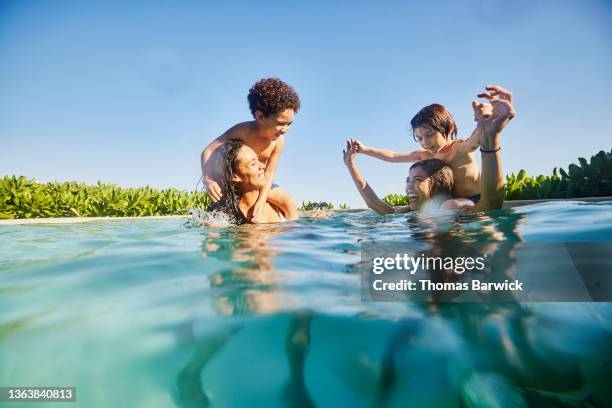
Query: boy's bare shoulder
xmin=220 ymin=121 xmax=255 ymax=142
xmin=445 ymin=139 xmax=474 ymax=158
xmin=416 ymin=149 xmax=434 ymax=160
xmin=258 ymin=135 xmax=283 ymax=161
xmin=273 ymin=134 xmax=285 ymax=148
xmin=447 ymin=139 xmax=464 ymax=150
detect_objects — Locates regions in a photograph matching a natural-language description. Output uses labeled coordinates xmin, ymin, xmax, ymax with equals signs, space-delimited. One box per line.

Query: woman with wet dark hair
xmin=208 ymin=139 xmax=298 ymax=225
xmin=344 ymin=86 xmax=516 ymax=214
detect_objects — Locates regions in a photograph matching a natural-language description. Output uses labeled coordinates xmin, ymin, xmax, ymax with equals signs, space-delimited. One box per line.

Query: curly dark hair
xmin=410 ymin=104 xmax=458 ymax=141
xmin=410 ymin=159 xmax=454 ymax=198
xmin=247 ymin=78 xmax=301 ymax=118
xmin=207 ymin=139 xmax=250 ymax=225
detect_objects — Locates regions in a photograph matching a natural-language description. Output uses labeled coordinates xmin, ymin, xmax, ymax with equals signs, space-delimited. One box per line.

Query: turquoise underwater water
xmin=1 ymin=201 xmax=612 ymax=407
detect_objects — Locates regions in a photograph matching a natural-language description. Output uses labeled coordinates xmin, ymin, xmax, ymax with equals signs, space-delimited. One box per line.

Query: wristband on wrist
xmin=480 ymin=147 xmax=501 ymax=153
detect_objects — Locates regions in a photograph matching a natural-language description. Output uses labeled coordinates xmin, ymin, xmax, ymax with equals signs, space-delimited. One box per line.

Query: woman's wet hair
xmin=207 ymin=139 xmax=250 ymax=225
xmin=410 ymin=159 xmax=454 ymax=198
xmin=410 ymin=103 xmax=458 ymax=141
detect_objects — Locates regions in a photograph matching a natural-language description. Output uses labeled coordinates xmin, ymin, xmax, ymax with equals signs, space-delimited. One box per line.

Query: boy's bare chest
xmin=230 ymin=125 xmax=277 ymax=162
xmin=433 ymin=150 xmax=477 ymax=171
xmin=250 ymin=142 xmax=275 ymax=163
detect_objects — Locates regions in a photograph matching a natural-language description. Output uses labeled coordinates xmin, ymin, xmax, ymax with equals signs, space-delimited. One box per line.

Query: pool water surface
xmin=1 ymin=201 xmax=612 ymax=407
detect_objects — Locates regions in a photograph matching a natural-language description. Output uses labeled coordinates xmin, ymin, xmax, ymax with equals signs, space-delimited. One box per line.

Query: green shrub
xmin=379 ymin=150 xmax=611 ymax=203
xmin=0 ymin=176 xmax=210 ymax=219
xmin=2 ymin=150 xmax=609 ymax=219
xmin=505 ymin=149 xmax=612 ymax=200
xmin=382 ymin=194 xmax=408 ymax=206
xmin=300 ymin=201 xmax=333 ymax=211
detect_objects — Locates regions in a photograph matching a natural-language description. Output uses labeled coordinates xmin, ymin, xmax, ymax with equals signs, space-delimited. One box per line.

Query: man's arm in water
xmin=343 ymin=140 xmax=408 ymax=215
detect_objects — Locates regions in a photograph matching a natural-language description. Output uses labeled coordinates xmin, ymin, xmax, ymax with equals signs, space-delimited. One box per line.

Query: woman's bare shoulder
xmin=442 ymin=198 xmax=475 ymax=211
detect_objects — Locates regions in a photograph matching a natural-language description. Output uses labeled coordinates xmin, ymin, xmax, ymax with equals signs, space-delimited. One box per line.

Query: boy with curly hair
xmin=201 ymin=78 xmax=300 ymax=222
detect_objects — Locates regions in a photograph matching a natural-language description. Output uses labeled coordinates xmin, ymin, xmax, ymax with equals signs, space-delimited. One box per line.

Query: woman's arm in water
xmin=343 ymin=140 xmax=402 ymax=215
xmin=472 ymin=85 xmax=516 ymax=211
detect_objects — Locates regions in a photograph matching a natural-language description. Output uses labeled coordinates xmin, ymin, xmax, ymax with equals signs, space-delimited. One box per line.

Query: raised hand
xmin=475 ymin=85 xmax=517 ymax=135
xmin=343 ymin=139 xmax=358 ymax=165
xmin=471 ymin=100 xmax=492 ymax=122
xmin=352 ymin=139 xmax=366 ymax=153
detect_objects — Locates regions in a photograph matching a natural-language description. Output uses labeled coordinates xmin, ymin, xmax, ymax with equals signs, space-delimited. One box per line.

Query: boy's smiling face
xmin=413 ymin=125 xmax=448 ymax=154
xmin=255 ymin=108 xmax=295 ymax=141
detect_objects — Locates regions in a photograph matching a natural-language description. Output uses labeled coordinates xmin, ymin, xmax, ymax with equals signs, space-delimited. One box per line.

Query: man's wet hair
xmin=410 ymin=104 xmax=458 ymax=141
xmin=410 ymin=159 xmax=454 ymax=197
xmin=247 ymin=78 xmax=301 ymax=118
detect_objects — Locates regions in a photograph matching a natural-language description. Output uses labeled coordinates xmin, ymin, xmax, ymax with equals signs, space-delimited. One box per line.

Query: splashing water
xmin=190 ymin=207 xmax=236 ymax=228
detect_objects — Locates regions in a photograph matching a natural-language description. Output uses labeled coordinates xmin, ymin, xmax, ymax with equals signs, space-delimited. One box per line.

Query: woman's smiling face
xmin=231 ymin=145 xmax=266 ymax=191
xmin=405 ymin=166 xmax=432 ymax=210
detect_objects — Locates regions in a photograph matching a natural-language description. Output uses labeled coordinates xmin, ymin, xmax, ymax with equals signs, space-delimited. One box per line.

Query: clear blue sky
xmin=1 ymin=0 xmax=611 ymax=208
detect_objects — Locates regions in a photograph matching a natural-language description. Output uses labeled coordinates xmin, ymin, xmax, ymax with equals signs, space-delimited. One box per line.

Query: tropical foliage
xmin=1 ymin=150 xmax=610 ymax=219
xmin=299 ymin=201 xmax=334 ymax=211
xmin=505 ymin=149 xmax=612 ymax=200
xmin=383 ymin=149 xmax=612 ymax=205
xmin=382 ymin=194 xmax=408 ymax=206
xmin=0 ymin=176 xmax=210 ymax=219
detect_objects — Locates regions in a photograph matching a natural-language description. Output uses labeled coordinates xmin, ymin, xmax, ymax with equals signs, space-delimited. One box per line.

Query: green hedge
xmin=1 ymin=150 xmax=610 ymax=219
xmin=383 ymin=149 xmax=612 ymax=205
xmin=0 ymin=176 xmax=210 ymax=219
xmin=381 ymin=194 xmax=408 ymax=206
xmin=299 ymin=201 xmax=334 ymax=211
xmin=505 ymin=149 xmax=612 ymax=200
